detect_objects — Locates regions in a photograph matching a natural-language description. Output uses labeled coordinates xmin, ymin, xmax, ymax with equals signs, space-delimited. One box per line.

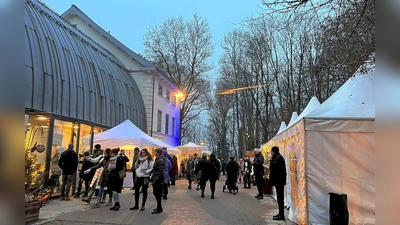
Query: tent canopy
xmin=176 ymin=142 xmax=208 ymax=155
xmin=85 ymin=120 xmax=181 ymax=154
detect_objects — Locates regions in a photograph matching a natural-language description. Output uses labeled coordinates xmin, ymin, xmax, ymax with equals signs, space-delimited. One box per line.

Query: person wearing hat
xmin=269 ymin=146 xmax=287 ymax=221
xmin=252 ymin=148 xmax=265 ymax=200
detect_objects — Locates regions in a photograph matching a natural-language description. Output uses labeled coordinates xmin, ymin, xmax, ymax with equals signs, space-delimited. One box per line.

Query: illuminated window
xmin=157 ymin=110 xmax=162 ymax=132
xmin=165 ymin=114 xmax=170 ymax=134
xmin=166 ymin=91 xmax=170 ymax=101
xmin=172 ymin=117 xmax=176 ymax=137
xmin=158 ymin=84 xmax=163 ymax=96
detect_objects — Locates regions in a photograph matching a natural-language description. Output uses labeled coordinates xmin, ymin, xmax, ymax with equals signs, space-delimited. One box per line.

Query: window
xmin=158 ymin=84 xmax=163 ymax=96
xmin=172 ymin=117 xmax=176 ymax=137
xmin=157 ymin=110 xmax=162 ymax=132
xmin=172 ymin=96 xmax=176 ymax=105
xmin=166 ymin=91 xmax=170 ymax=101
xmin=165 ymin=114 xmax=170 ymax=134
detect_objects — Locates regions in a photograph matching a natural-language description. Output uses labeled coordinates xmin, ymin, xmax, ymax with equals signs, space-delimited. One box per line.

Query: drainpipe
xmin=150 ymin=73 xmax=155 ymax=137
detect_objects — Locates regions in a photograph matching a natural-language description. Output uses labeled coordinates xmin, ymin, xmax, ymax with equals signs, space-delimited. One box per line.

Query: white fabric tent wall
xmin=261 ymin=54 xmax=375 ymax=225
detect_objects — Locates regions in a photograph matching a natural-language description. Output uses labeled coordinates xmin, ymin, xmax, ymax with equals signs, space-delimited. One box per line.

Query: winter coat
xmin=135 ymin=157 xmax=152 ymax=178
xmin=243 ymin=159 xmax=252 ymax=174
xmin=253 ymin=153 xmax=265 ymax=176
xmin=80 ymin=156 xmax=95 ymax=181
xmin=108 ymin=155 xmax=125 ymax=193
xmin=225 ymin=160 xmax=239 ymax=183
xmin=151 ymin=155 xmax=166 ymax=185
xmin=269 ymin=153 xmax=287 ymax=186
xmin=208 ymin=157 xmax=221 ymax=180
xmin=58 ymin=148 xmax=78 ymax=175
xmin=50 ymin=152 xmax=61 ymax=175
xmin=195 ymin=156 xmax=209 ymax=181
xmin=164 ymin=158 xmax=172 ymax=183
xmin=89 ymin=156 xmax=110 ymax=188
xmin=185 ymin=159 xmax=195 ymax=180
xmin=171 ymin=156 xmax=179 ymax=175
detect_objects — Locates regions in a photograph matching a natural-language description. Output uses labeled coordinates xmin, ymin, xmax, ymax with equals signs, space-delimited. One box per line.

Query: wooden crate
xmin=25 ymin=201 xmax=42 ymax=224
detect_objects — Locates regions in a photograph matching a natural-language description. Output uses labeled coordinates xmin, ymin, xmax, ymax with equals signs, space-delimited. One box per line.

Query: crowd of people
xmin=51 ymin=143 xmax=287 ymax=220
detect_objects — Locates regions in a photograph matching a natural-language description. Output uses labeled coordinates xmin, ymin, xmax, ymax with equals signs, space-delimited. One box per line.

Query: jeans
xmin=134 ymin=177 xmax=149 ymax=206
xmin=153 ymin=182 xmax=163 ymax=210
xmin=113 ymin=191 xmax=120 ymax=203
xmin=244 ymin=173 xmax=251 ymax=187
xmin=60 ymin=174 xmax=74 ymax=197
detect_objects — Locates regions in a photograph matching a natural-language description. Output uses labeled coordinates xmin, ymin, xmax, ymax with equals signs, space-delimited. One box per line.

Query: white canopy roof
xmin=306 ymin=63 xmax=375 ymax=120
xmin=276 ymin=121 xmax=287 ymax=135
xmin=176 ymin=142 xmax=208 ymax=155
xmin=85 ymin=120 xmax=180 ymax=152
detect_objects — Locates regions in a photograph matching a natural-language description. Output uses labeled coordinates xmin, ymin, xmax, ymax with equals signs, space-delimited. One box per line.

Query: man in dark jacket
xmin=58 ymin=143 xmax=78 ymax=201
xmin=151 ymin=148 xmax=165 ymax=214
xmin=269 ymin=146 xmax=287 ymax=221
xmin=253 ymin=148 xmax=265 ymax=200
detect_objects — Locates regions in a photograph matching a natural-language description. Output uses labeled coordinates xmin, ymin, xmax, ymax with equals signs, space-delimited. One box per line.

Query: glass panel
xmin=78 ymin=123 xmax=92 ymax=155
xmin=53 ymin=119 xmax=73 ymax=150
xmin=25 ymin=114 xmax=50 ymax=174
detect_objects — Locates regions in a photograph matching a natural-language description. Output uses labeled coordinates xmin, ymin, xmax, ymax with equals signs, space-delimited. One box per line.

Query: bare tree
xmin=143 ymin=14 xmax=214 ymax=143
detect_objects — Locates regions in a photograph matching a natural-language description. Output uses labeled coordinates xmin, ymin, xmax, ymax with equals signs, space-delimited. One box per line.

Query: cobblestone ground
xmin=31 ymin=178 xmax=296 ymax=225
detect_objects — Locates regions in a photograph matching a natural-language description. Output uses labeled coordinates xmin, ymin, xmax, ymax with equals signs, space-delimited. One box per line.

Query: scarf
xmin=107 ymin=155 xmax=119 ymax=171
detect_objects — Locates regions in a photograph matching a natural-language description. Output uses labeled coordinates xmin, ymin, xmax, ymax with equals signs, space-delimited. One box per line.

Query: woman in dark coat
xmin=195 ymin=153 xmax=209 ymax=198
xmin=208 ymin=153 xmax=220 ymax=199
xmin=151 ymin=147 xmax=166 ymax=214
xmin=107 ymin=148 xmax=125 ymax=211
xmin=225 ymin=156 xmax=239 ymax=194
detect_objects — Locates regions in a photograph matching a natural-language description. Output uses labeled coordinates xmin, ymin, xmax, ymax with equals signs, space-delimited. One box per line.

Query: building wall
xmin=60 ymin=4 xmax=181 ymax=146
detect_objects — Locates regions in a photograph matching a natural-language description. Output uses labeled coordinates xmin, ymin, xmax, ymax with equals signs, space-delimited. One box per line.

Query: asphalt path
xmin=30 ymin=178 xmax=296 ymax=225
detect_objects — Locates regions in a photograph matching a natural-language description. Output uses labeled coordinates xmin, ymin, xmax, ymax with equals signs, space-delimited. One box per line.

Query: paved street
xmin=30 ymin=179 xmax=296 ymax=225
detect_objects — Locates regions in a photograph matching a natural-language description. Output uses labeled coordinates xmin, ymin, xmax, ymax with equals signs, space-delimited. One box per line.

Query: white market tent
xmin=261 ymin=57 xmax=375 ymax=225
xmin=176 ymin=142 xmax=209 ymax=155
xmin=84 ymin=119 xmax=181 ymax=154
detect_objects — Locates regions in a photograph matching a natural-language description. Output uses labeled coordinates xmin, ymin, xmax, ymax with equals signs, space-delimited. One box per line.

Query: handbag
xmin=119 ymin=166 xmax=126 ymax=179
xmin=196 ymin=170 xmax=203 ymax=179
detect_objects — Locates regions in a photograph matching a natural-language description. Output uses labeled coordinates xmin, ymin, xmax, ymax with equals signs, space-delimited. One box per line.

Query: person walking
xmin=225 ymin=156 xmax=239 ymax=195
xmin=151 ymin=148 xmax=165 ymax=214
xmin=269 ymin=146 xmax=287 ymax=221
xmin=170 ymin=154 xmax=178 ymax=185
xmin=195 ymin=153 xmax=209 ymax=198
xmin=243 ymin=155 xmax=252 ymax=189
xmin=208 ymin=153 xmax=220 ymax=199
xmin=130 ymin=148 xmax=153 ymax=211
xmin=107 ymin=148 xmax=125 ymax=211
xmin=253 ymin=148 xmax=265 ymax=200
xmin=185 ymin=155 xmax=196 ymax=190
xmin=58 ymin=143 xmax=78 ymax=201
xmin=162 ymin=149 xmax=172 ymax=199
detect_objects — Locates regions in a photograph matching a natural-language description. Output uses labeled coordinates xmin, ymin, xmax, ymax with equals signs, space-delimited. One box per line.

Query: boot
xmin=82 ymin=197 xmax=91 ymax=203
xmin=106 ymin=196 xmax=113 ymax=206
xmin=91 ymin=198 xmax=100 ymax=208
xmin=110 ymin=202 xmax=120 ymax=211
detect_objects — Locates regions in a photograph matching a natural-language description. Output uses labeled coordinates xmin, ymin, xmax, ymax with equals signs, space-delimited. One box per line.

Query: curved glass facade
xmin=25 ymin=0 xmax=148 ymax=191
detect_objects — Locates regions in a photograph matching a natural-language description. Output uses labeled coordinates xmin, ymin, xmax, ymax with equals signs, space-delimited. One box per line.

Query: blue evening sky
xmin=42 ymin=0 xmax=266 ymax=78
